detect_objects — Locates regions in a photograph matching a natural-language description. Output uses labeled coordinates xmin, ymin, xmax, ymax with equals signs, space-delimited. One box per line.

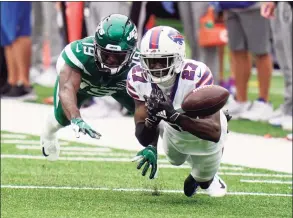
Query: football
xmin=181 ymin=85 xmax=230 ymax=117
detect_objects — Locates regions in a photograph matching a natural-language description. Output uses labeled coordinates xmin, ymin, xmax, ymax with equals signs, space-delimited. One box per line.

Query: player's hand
xmin=143 ymin=89 xmax=164 ymax=126
xmin=70 ymin=118 xmax=102 ymax=139
xmin=261 ymin=2 xmax=276 ymax=19
xmin=157 ymin=96 xmax=180 ymax=123
xmin=132 ymin=145 xmax=158 ymax=179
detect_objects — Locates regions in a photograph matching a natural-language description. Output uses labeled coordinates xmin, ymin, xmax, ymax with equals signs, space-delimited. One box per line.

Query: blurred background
xmin=0 ymin=1 xmax=292 ymax=139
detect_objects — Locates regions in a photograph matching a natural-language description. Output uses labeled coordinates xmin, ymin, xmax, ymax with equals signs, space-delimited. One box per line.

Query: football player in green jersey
xmin=40 ymin=14 xmax=139 ymax=161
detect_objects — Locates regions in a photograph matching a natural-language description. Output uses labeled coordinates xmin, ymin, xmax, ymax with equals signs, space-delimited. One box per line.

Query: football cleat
xmin=183 ymin=174 xmax=199 ymax=197
xmin=40 ymin=134 xmax=60 ymax=161
xmin=206 ymin=174 xmax=227 ymax=197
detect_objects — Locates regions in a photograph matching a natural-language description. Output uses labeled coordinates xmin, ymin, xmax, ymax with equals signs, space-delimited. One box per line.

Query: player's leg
xmin=186 ymin=149 xmax=226 ymax=197
xmin=184 ymin=111 xmax=228 ymax=197
xmin=40 ymin=76 xmax=64 ymax=161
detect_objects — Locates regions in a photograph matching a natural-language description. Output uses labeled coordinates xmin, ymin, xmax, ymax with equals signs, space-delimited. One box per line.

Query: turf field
xmin=1 ymin=131 xmax=292 ymax=218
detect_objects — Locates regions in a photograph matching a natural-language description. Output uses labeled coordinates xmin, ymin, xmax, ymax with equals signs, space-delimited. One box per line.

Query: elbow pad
xmin=135 ymin=122 xmax=157 ymax=147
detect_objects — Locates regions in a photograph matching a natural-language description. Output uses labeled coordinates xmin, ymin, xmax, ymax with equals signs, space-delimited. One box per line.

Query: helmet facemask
xmin=94 ymin=42 xmax=134 ymax=75
xmin=141 ymin=53 xmax=183 ymax=87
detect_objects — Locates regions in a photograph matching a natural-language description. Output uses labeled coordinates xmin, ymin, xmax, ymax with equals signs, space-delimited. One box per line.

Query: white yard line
xmin=1 ymin=154 xmax=292 ymax=179
xmin=241 ymin=179 xmax=292 ymax=185
xmin=16 ymin=145 xmax=112 ymax=152
xmin=159 ymin=164 xmax=244 ymax=171
xmin=2 ymin=140 xmax=68 ymax=146
xmin=1 ymin=154 xmax=170 ymax=163
xmin=61 ymin=151 xmax=134 ymax=157
xmin=1 ymin=134 xmax=27 ymax=139
xmin=217 ymin=166 xmax=244 ymax=171
xmin=1 ymin=154 xmax=132 ymax=162
xmin=219 ymin=172 xmax=291 ymax=178
xmin=1 ymin=184 xmax=291 ymax=197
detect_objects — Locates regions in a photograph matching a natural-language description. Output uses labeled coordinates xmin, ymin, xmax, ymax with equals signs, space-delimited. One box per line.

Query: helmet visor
xmin=141 ymin=54 xmax=175 ymax=78
xmin=95 ymin=44 xmax=132 ymax=68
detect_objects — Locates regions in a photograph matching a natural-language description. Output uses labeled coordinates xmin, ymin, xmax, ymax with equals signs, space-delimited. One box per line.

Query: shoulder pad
xmin=126 ymin=64 xmax=148 ymax=101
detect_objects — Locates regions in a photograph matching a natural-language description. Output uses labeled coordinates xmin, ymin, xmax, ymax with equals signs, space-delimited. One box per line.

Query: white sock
xmin=42 ymin=110 xmax=63 ymax=140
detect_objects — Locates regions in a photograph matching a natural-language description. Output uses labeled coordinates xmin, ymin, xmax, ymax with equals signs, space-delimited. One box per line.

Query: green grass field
xmin=1 ymin=131 xmax=292 ymax=218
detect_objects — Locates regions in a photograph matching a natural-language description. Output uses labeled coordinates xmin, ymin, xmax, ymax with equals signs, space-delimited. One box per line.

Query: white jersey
xmin=127 ymin=59 xmax=228 ymax=155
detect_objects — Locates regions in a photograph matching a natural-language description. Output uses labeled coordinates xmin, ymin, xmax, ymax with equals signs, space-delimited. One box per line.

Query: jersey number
xmin=132 ymin=65 xmax=147 ymax=83
xmin=84 ymin=46 xmax=94 ymax=56
xmin=181 ymin=63 xmax=198 ymax=80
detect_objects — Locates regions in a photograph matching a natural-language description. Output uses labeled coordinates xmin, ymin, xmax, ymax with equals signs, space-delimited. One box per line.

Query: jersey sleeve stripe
xmin=127 ymin=88 xmax=140 ymax=100
xmin=127 ymin=81 xmax=136 ymax=92
xmin=126 ymin=82 xmax=140 ymax=100
xmin=64 ymin=44 xmax=91 ymax=76
xmin=199 ymin=73 xmax=213 ymax=87
xmin=202 ymin=76 xmax=214 ymax=86
xmin=195 ymin=70 xmax=212 ymax=88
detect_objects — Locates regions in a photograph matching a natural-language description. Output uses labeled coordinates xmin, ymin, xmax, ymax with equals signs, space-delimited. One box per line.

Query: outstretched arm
xmin=157 ymin=97 xmax=221 ymax=143
xmin=58 ymin=64 xmax=101 ymax=139
xmin=133 ymin=99 xmax=160 ymax=180
xmin=58 ymin=64 xmax=82 ymax=120
xmin=175 ymin=112 xmax=221 ymax=143
xmin=134 ymin=99 xmax=160 ymax=147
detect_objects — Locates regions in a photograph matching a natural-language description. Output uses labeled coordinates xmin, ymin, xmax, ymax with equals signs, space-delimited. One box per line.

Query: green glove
xmin=132 ymin=145 xmax=158 ymax=179
xmin=70 ymin=118 xmax=102 ymax=139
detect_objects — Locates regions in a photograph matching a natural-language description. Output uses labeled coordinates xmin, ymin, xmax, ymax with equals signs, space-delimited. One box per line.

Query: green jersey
xmin=54 ymin=36 xmax=139 ymax=126
xmin=59 ymin=36 xmax=139 ymax=97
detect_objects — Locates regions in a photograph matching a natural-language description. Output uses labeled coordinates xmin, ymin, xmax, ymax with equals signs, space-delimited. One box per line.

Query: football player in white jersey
xmin=127 ymin=26 xmax=230 ymax=197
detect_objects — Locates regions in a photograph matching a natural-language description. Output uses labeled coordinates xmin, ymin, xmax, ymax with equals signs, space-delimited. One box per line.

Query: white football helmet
xmin=140 ymin=26 xmax=186 ymax=88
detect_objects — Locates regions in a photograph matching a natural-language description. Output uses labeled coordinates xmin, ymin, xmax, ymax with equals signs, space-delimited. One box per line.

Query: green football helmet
xmin=94 ymin=14 xmax=138 ymax=75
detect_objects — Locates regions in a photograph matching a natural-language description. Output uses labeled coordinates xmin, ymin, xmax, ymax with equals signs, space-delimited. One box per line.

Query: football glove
xmin=132 ymin=145 xmax=158 ymax=179
xmin=70 ymin=118 xmax=102 ymax=139
xmin=143 ymin=89 xmax=165 ymax=127
xmin=157 ymin=95 xmax=181 ymax=123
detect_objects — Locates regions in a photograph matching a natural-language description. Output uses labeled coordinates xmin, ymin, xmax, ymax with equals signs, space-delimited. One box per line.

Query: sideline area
xmin=1 ymin=99 xmax=292 ymax=173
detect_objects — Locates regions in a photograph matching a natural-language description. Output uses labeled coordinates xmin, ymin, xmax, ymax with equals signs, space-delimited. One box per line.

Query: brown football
xmin=181 ymin=85 xmax=230 ymax=117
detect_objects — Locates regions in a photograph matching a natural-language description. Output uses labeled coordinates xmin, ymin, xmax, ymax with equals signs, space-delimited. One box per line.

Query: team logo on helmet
xmin=168 ymin=30 xmax=184 ymax=45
